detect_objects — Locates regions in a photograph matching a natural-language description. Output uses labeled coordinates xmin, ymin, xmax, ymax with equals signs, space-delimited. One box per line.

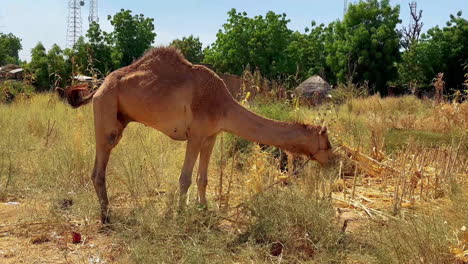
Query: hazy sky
xmin=0 ymin=0 xmax=466 ymax=61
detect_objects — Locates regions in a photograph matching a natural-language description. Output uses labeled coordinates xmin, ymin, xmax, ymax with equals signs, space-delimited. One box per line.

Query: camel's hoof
xmin=98 ymin=223 xmax=114 ymax=234
xmin=101 ymin=214 xmax=110 ymax=224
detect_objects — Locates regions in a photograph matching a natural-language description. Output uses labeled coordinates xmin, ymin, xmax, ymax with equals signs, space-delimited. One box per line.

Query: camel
xmin=67 ymin=47 xmax=334 ymax=224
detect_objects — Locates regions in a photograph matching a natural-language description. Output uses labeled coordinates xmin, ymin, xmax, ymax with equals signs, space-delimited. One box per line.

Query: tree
xmin=400 ymin=1 xmax=423 ymax=51
xmin=86 ymin=22 xmax=114 ymax=75
xmin=286 ymin=22 xmax=330 ymax=81
xmin=47 ymin=44 xmax=67 ymax=88
xmin=71 ymin=37 xmax=92 ymax=76
xmin=204 ymin=9 xmax=293 ymax=78
xmin=107 ymin=9 xmax=156 ymax=67
xmin=0 ymin=33 xmax=22 ymax=65
xmin=28 ymin=42 xmax=49 ymax=90
xmin=326 ymin=0 xmax=401 ymax=94
xmin=398 ymin=2 xmax=425 ymax=94
xmin=170 ymin=35 xmax=204 ymax=64
xmin=415 ymin=12 xmax=467 ymax=92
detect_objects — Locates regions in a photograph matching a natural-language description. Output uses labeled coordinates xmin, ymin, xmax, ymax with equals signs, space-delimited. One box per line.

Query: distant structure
xmin=67 ymin=0 xmax=85 ymax=48
xmin=343 ymin=0 xmax=348 ymax=17
xmin=88 ymin=0 xmax=99 ymax=24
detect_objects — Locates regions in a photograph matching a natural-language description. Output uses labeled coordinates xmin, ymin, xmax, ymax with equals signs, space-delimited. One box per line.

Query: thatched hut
xmin=294 ymin=75 xmax=331 ymax=105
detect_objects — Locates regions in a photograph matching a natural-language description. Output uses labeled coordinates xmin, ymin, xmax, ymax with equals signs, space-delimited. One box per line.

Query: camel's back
xmin=134 ymin=47 xmax=235 ymax=114
xmin=111 ymin=47 xmax=234 ymax=130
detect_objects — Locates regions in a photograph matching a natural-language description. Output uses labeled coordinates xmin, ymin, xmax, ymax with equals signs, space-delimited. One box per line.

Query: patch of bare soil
xmin=0 ymin=201 xmax=127 ymax=264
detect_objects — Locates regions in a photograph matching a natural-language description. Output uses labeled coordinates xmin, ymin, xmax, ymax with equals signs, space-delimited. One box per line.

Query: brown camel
xmin=67 ymin=47 xmax=334 ymax=224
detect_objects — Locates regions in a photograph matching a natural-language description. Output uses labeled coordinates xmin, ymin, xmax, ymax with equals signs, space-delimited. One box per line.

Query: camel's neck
xmin=221 ymin=101 xmax=307 ymax=152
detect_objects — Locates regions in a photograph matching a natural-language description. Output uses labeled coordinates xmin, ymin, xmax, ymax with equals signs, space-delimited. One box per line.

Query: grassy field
xmin=0 ymin=93 xmax=467 ymax=263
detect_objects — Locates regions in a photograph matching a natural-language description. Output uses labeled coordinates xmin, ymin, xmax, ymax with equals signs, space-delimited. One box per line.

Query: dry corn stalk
xmin=340 ymin=144 xmax=398 ymax=178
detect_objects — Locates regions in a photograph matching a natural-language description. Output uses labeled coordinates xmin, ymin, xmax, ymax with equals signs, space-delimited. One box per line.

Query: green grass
xmin=385 ymin=128 xmax=462 ymax=152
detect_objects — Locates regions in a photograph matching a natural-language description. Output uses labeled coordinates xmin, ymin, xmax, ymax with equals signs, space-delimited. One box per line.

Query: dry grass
xmin=0 ymin=93 xmax=467 ymax=263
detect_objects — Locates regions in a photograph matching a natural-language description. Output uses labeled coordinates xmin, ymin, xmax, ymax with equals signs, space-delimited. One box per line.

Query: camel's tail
xmin=66 ymin=84 xmax=97 ymax=108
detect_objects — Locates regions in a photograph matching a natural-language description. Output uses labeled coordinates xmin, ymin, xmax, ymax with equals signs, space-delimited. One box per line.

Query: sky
xmin=0 ymin=0 xmax=466 ymax=62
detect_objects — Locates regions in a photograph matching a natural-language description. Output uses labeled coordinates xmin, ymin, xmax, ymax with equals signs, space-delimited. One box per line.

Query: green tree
xmin=170 ymin=35 xmax=204 ymax=64
xmin=286 ymin=22 xmax=330 ymax=81
xmin=107 ymin=9 xmax=156 ymax=67
xmin=415 ymin=12 xmax=467 ymax=92
xmin=71 ymin=37 xmax=92 ymax=75
xmin=47 ymin=44 xmax=67 ymax=87
xmin=397 ymin=2 xmax=425 ymax=94
xmin=86 ymin=22 xmax=114 ymax=75
xmin=28 ymin=42 xmax=49 ymax=90
xmin=204 ymin=9 xmax=293 ymax=78
xmin=326 ymin=0 xmax=401 ymax=94
xmin=0 ymin=33 xmax=22 ymax=65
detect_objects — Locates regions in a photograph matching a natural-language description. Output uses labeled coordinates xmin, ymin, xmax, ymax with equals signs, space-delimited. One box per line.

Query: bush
xmin=329 ymin=82 xmax=368 ymax=105
xmin=0 ymin=80 xmax=35 ymax=103
xmin=370 ymin=214 xmax=460 ymax=264
xmin=245 ymin=188 xmax=345 ymax=262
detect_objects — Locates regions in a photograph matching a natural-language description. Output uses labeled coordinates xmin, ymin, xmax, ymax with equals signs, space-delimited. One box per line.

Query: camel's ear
xmin=319 ymin=126 xmax=327 ymax=135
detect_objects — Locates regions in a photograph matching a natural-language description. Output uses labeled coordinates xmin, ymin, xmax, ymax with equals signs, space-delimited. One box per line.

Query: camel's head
xmin=307 ymin=126 xmax=334 ymax=166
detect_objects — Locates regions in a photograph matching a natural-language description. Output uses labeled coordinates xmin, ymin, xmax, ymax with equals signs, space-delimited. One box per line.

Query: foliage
xmin=28 ymin=42 xmax=50 ymax=90
xmin=204 ymin=9 xmax=294 ymax=78
xmin=170 ymin=35 xmax=204 ymax=64
xmin=47 ymin=44 xmax=67 ymax=88
xmin=287 ymin=22 xmax=331 ymax=81
xmin=26 ymin=43 xmax=70 ymax=90
xmin=66 ymin=10 xmax=156 ymax=76
xmin=86 ymin=22 xmax=115 ymax=75
xmin=412 ymin=12 xmax=468 ymax=93
xmin=329 ymin=82 xmax=369 ymax=105
xmin=0 ymin=80 xmax=34 ymax=103
xmin=397 ymin=2 xmax=425 ymax=94
xmin=325 ymin=0 xmax=401 ymax=94
xmin=370 ymin=213 xmax=461 ymax=264
xmin=0 ymin=33 xmax=22 ymax=65
xmin=247 ymin=189 xmax=344 ymax=261
xmin=107 ymin=9 xmax=157 ymax=67
xmin=23 ymin=9 xmax=157 ymax=89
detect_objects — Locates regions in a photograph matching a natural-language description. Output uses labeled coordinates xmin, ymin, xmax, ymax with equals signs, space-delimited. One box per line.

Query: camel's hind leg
xmin=197 ymin=134 xmax=217 ymax=205
xmin=92 ymin=93 xmax=126 ymax=224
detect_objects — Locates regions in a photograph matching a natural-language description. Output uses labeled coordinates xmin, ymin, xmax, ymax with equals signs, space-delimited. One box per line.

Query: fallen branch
xmin=333 ymin=196 xmax=397 ymax=221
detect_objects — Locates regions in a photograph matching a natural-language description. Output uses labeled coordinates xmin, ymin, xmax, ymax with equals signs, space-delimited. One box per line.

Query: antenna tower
xmin=344 ymin=0 xmax=348 ymax=17
xmin=67 ymin=0 xmax=85 ymax=49
xmin=89 ymin=0 xmax=99 ymax=24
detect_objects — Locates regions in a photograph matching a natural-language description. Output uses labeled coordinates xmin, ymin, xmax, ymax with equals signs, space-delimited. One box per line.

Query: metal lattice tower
xmin=343 ymin=0 xmax=348 ymax=17
xmin=67 ymin=0 xmax=85 ymax=49
xmin=88 ymin=0 xmax=99 ymax=24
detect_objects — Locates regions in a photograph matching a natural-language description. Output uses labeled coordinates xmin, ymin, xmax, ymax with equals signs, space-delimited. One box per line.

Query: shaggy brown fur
xmin=67 ymin=46 xmax=334 ymax=224
xmin=67 ymin=84 xmax=95 ymax=108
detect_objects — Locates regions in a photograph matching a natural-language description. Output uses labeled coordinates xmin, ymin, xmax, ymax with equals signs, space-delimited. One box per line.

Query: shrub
xmin=0 ymin=80 xmax=35 ymax=103
xmin=370 ymin=214 xmax=460 ymax=264
xmin=245 ymin=188 xmax=345 ymax=262
xmin=329 ymin=82 xmax=368 ymax=105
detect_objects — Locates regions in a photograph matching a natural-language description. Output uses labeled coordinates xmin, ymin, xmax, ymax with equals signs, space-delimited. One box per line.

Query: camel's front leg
xmin=197 ymin=134 xmax=217 ymax=206
xmin=179 ymin=137 xmax=203 ymax=209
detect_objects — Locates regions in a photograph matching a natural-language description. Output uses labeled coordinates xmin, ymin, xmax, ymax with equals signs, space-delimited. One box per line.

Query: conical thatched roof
xmin=294 ymin=75 xmax=331 ymax=98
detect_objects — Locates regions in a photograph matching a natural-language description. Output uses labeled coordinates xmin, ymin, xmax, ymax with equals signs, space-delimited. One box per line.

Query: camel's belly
xmin=118 ymin=84 xmax=194 ymax=140
xmin=148 ymin=121 xmax=188 ymax=141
